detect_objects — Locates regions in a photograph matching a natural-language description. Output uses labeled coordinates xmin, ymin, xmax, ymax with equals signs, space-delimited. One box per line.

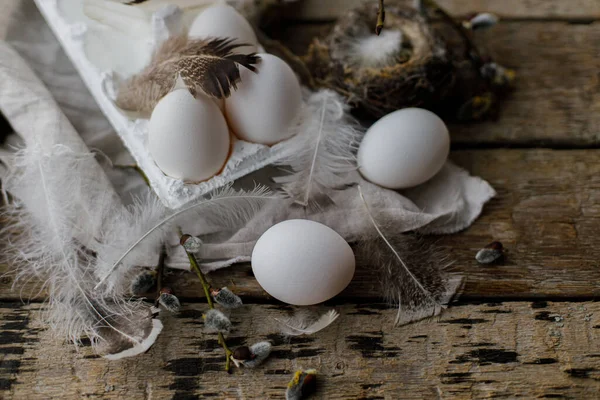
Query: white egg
xmin=225 ymin=53 xmax=302 ymax=145
xmin=358 ymin=108 xmax=450 ymax=189
xmin=252 ymin=220 xmax=355 ymax=306
xmin=148 ymin=89 xmax=230 ymax=182
xmin=189 ymin=4 xmax=259 ymax=54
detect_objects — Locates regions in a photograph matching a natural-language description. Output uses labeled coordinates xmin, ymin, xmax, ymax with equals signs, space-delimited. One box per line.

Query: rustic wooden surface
xmin=1 ymin=0 xmax=600 ymax=399
xmin=2 ymin=302 xmax=600 ymax=399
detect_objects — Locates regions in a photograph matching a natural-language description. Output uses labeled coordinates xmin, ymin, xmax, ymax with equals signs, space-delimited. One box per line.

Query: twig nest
xmin=304 ymin=2 xmax=454 ymax=119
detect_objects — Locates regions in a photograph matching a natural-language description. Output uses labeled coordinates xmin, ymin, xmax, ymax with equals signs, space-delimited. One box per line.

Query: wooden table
xmin=1 ymin=1 xmax=600 ymax=398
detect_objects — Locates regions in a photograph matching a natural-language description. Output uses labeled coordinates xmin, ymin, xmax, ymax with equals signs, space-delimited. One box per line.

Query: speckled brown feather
xmin=115 ymin=35 xmax=260 ymax=115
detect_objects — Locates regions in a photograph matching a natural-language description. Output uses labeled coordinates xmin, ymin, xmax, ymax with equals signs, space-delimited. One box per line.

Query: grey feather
xmin=356 ymin=187 xmax=463 ymax=326
xmin=273 ymin=89 xmax=362 ymax=208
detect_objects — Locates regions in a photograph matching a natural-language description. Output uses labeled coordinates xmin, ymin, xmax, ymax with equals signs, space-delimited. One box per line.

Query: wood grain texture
xmin=273 ymin=21 xmax=600 ymax=146
xmin=450 ymin=22 xmax=600 ymax=146
xmin=1 ymin=301 xmax=600 ymax=399
xmin=2 ymin=149 xmax=600 ymax=302
xmin=282 ymin=0 xmax=600 ymax=20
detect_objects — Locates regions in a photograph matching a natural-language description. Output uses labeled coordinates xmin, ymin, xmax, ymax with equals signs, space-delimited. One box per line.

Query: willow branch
xmin=182 ymin=236 xmax=232 ymax=372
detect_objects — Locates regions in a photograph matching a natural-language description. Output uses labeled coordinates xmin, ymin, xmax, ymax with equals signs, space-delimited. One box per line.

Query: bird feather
xmin=273 ymin=89 xmax=362 ymax=207
xmin=115 ymin=35 xmax=260 ymax=115
xmin=356 ymin=186 xmax=463 ymax=326
xmin=0 ymin=141 xmax=162 ymax=356
xmin=94 ymin=185 xmax=277 ymax=290
xmin=275 ymin=309 xmax=340 ymax=336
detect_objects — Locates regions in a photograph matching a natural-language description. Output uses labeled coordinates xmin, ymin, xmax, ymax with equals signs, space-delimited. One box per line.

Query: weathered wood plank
xmin=282 ymin=0 xmax=600 ymax=20
xmin=450 ymin=22 xmax=600 ymax=146
xmin=2 ymin=149 xmax=600 ymax=302
xmin=274 ymin=21 xmax=600 ymax=146
xmin=1 ymin=301 xmax=600 ymax=399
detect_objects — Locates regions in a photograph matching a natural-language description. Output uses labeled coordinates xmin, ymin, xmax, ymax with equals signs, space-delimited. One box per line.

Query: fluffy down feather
xmin=0 ymin=142 xmax=162 ymax=358
xmin=275 ymin=309 xmax=340 ymax=336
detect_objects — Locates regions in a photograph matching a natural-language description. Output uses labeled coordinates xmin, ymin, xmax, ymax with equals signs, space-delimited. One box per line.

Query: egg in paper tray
xmin=34 ymin=0 xmax=296 ymax=209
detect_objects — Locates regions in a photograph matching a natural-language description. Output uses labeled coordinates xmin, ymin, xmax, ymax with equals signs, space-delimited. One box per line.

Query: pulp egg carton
xmin=35 ymin=0 xmax=294 ymax=209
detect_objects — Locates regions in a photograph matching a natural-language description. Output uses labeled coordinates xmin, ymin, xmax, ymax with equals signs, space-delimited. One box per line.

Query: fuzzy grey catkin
xmin=243 ymin=341 xmax=272 ymax=368
xmin=130 ymin=271 xmax=156 ymax=295
xmin=158 ymin=293 xmax=181 ymax=313
xmin=475 ymin=241 xmax=504 ymax=264
xmin=182 ymin=235 xmax=203 ymax=253
xmin=212 ymin=287 xmax=243 ymax=309
xmin=204 ymin=309 xmax=232 ymax=334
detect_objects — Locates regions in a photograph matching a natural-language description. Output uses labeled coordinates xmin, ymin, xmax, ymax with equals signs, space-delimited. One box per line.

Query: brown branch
xmin=376 ymin=0 xmax=385 ymax=35
xmin=154 ymin=246 xmax=167 ymax=304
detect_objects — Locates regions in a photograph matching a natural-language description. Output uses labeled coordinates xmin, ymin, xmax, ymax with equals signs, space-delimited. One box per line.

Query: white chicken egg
xmin=188 ymin=4 xmax=259 ymax=53
xmin=251 ymin=219 xmax=355 ymax=306
xmin=357 ymin=108 xmax=450 ymax=189
xmin=148 ymin=89 xmax=230 ymax=182
xmin=225 ymin=53 xmax=302 ymax=145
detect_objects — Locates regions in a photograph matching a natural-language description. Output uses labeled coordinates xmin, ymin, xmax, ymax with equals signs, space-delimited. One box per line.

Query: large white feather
xmin=275 ymin=309 xmax=340 ymax=336
xmin=0 ymin=141 xmax=161 ymax=354
xmin=0 ymin=41 xmax=162 ymax=358
xmin=94 ymin=185 xmax=278 ymax=290
xmin=273 ymin=89 xmax=362 ymax=207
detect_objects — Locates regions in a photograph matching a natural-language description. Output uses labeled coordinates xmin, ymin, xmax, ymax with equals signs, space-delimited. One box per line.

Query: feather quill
xmin=273 ymin=89 xmax=362 ymax=207
xmin=94 ymin=185 xmax=277 ymax=290
xmin=115 ymin=35 xmax=260 ymax=115
xmin=0 ymin=142 xmax=162 ymax=357
xmin=275 ymin=309 xmax=340 ymax=336
xmin=356 ymin=186 xmax=463 ymax=326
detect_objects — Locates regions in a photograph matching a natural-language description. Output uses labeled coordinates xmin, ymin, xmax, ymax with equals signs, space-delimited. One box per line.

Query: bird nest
xmin=298 ymin=1 xmax=511 ymax=121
